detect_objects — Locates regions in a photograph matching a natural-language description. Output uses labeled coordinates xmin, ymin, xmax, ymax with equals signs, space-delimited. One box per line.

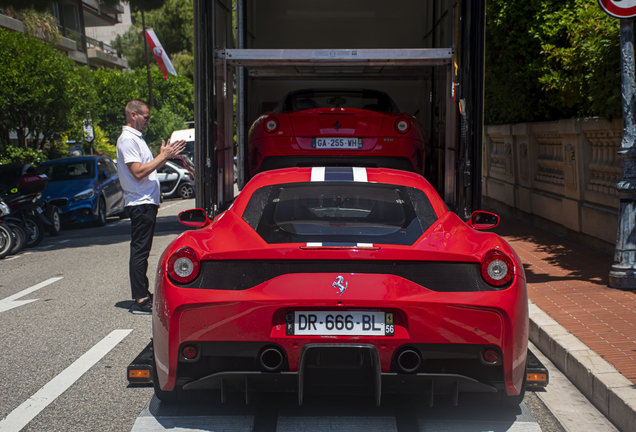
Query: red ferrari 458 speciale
xmin=152 ymin=167 xmax=528 ymax=406
xmin=247 ymin=89 xmax=426 ymax=178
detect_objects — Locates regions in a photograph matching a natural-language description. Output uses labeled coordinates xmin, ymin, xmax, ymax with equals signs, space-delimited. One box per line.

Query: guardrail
xmin=483 ymin=118 xmax=621 ymax=250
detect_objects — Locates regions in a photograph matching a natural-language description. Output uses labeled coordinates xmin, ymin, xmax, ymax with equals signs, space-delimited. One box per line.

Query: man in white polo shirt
xmin=116 ymin=99 xmax=185 ymax=314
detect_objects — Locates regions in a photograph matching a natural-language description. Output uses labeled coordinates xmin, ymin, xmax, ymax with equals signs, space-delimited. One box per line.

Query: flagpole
xmin=141 ymin=10 xmax=154 ymax=108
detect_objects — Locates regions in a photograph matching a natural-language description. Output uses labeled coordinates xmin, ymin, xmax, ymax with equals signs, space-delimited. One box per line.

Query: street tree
xmin=90 ymin=65 xmax=193 ymax=151
xmin=0 ymin=29 xmax=94 ymax=150
xmin=112 ymin=0 xmax=193 ymax=80
xmin=486 ymin=0 xmax=621 ymax=125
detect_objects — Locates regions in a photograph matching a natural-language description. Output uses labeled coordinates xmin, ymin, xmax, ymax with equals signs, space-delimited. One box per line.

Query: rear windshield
xmin=36 ymin=161 xmax=95 ymax=181
xmin=242 ymin=182 xmax=437 ymax=245
xmin=274 ymin=90 xmax=400 ymax=113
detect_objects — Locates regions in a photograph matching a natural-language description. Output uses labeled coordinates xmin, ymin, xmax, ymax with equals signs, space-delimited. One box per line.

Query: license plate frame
xmin=312 ymin=137 xmax=362 ymax=149
xmin=286 ymin=311 xmax=394 ymax=336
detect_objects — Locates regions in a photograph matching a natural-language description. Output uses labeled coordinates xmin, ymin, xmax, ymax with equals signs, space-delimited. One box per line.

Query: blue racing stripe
xmin=324 ymin=167 xmax=354 ymax=181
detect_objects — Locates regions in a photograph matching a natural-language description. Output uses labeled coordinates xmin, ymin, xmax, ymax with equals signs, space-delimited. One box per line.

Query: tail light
xmin=395 ymin=118 xmax=411 ymax=134
xmin=189 ymin=172 xmax=194 ymax=181
xmin=480 ymin=250 xmax=514 ymax=287
xmin=167 ymin=247 xmax=200 ymax=284
xmin=263 ymin=117 xmax=279 ymax=133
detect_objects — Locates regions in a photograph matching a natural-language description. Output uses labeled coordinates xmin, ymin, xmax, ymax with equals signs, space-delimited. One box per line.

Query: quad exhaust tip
xmin=397 ymin=349 xmax=421 ymax=373
xmin=260 ymin=347 xmax=284 ymax=372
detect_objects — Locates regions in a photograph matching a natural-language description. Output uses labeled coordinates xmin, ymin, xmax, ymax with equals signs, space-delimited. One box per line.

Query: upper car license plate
xmin=287 ymin=311 xmax=394 ymax=336
xmin=312 ymin=137 xmax=362 ymax=149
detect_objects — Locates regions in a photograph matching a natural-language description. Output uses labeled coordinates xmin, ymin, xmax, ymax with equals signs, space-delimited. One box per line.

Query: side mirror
xmin=179 ymin=208 xmax=211 ymax=228
xmin=467 ymin=211 xmax=500 ymax=230
xmin=102 ymin=170 xmax=110 ymax=179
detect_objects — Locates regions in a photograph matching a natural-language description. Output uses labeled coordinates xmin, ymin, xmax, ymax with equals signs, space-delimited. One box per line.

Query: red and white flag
xmin=145 ymin=29 xmax=177 ymax=80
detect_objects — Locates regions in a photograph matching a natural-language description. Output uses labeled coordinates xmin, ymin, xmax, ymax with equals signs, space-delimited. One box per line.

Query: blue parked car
xmin=36 ymin=156 xmax=124 ymax=226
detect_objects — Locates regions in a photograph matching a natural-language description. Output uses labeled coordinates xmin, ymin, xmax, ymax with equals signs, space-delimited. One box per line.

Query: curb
xmin=529 ymin=301 xmax=636 ymax=432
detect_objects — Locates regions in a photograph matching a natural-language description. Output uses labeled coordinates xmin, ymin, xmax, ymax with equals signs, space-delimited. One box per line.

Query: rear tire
xmin=9 ymin=223 xmax=26 ymax=255
xmin=24 ymin=214 xmax=44 ymax=248
xmin=45 ymin=206 xmax=61 ymax=236
xmin=0 ymin=223 xmax=15 ymax=259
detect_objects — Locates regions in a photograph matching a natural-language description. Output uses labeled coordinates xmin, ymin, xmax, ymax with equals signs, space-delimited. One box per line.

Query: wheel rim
xmin=25 ymin=220 xmax=38 ymax=242
xmin=53 ymin=211 xmax=61 ymax=232
xmin=0 ymin=226 xmax=11 ymax=253
xmin=181 ymin=185 xmax=193 ymax=198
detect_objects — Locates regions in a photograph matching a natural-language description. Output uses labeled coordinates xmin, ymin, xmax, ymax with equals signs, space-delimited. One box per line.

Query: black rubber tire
xmin=23 ymin=214 xmax=45 ymax=248
xmin=178 ymin=183 xmax=195 ymax=199
xmin=152 ymin=355 xmax=180 ymax=403
xmin=0 ymin=222 xmax=15 ymax=259
xmin=95 ymin=198 xmax=107 ymax=227
xmin=9 ymin=223 xmax=26 ymax=255
xmin=45 ymin=206 xmax=61 ymax=236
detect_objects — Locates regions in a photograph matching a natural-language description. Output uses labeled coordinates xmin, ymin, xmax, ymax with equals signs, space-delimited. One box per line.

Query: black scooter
xmin=0 ymin=197 xmax=26 ymax=257
xmin=0 ymin=172 xmax=52 ymax=248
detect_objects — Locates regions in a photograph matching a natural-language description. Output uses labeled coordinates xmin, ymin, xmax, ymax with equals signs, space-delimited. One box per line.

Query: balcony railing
xmin=60 ymin=26 xmax=122 ymax=58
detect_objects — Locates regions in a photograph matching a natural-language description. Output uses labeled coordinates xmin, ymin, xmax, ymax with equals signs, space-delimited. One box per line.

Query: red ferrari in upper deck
xmin=152 ymin=167 xmax=528 ymax=406
xmin=247 ymin=89 xmax=426 ymax=178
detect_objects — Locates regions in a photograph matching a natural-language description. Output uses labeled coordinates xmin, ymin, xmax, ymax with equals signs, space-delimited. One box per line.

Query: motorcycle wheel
xmin=9 ymin=223 xmax=26 ymax=255
xmin=45 ymin=205 xmax=61 ymax=236
xmin=0 ymin=222 xmax=15 ymax=259
xmin=24 ymin=214 xmax=45 ymax=248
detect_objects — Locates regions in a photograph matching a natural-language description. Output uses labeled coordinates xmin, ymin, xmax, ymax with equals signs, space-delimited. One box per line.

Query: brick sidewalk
xmin=493 ymin=216 xmax=636 ymax=384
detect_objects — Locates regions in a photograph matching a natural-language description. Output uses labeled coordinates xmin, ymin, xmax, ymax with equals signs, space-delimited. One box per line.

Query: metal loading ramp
xmin=217 ymin=48 xmax=453 ymax=78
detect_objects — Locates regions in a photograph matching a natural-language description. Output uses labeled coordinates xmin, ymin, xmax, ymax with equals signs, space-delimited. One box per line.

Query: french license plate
xmin=312 ymin=137 xmax=362 ymax=149
xmin=286 ymin=311 xmax=394 ymax=336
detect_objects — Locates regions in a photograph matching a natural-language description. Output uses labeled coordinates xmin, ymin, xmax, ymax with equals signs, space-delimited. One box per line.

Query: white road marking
xmin=0 ymin=329 xmax=132 ymax=432
xmin=0 ymin=277 xmax=63 ymax=313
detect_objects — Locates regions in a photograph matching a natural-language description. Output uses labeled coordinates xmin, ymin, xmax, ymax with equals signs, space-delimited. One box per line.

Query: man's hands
xmin=126 ymin=138 xmax=188 ymax=181
xmin=160 ymin=139 xmax=186 ymax=159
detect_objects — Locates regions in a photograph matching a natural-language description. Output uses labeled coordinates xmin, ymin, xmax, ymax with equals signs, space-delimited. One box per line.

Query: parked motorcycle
xmin=0 ymin=172 xmax=51 ymax=248
xmin=0 ymin=198 xmax=26 ymax=256
xmin=0 ymin=199 xmax=15 ymax=259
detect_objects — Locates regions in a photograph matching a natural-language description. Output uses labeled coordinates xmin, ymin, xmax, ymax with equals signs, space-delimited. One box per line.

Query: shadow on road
xmin=14 ymin=204 xmax=195 ymax=254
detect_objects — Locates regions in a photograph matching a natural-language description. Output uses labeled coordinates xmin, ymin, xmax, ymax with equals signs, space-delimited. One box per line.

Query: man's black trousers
xmin=126 ymin=204 xmax=158 ymax=300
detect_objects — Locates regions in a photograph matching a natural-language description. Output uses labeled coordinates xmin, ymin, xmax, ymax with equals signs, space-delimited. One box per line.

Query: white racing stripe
xmin=352 ymin=167 xmax=368 ymax=182
xmin=311 ymin=167 xmax=325 ymax=182
xmin=0 ymin=277 xmax=63 ymax=313
xmin=0 ymin=329 xmax=132 ymax=432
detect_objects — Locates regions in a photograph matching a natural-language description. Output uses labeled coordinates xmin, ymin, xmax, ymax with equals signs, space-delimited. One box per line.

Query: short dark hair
xmin=125 ymin=99 xmax=148 ymax=118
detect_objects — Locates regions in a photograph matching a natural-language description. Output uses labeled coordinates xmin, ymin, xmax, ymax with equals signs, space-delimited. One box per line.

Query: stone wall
xmin=483 ymin=118 xmax=622 ymax=251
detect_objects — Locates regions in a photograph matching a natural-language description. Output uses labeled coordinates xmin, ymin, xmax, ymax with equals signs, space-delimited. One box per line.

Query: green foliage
xmin=537 ymin=1 xmax=621 ymax=119
xmin=112 ymin=0 xmax=193 ymax=80
xmin=20 ymin=7 xmax=61 ymax=45
xmin=90 ymin=65 xmax=194 ymax=149
xmin=486 ymin=0 xmax=621 ymax=124
xmin=145 ymin=107 xmax=187 ymax=152
xmin=171 ymin=51 xmax=194 ymax=82
xmin=0 ymin=145 xmax=47 ymax=165
xmin=0 ymin=29 xmax=94 ymax=149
